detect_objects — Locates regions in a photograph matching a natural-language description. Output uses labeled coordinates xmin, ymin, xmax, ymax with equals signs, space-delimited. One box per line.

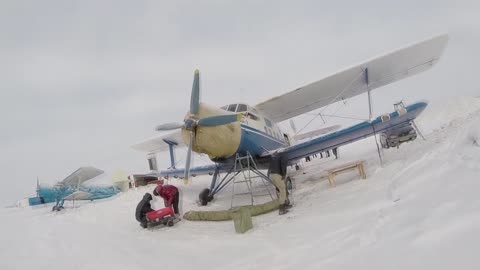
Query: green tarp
xmin=183 ymin=199 xmax=280 ymax=221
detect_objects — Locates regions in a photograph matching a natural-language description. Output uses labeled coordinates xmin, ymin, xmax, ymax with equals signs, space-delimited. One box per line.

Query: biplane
xmin=132 ymin=34 xmax=448 ymax=205
xmin=28 ymin=167 xmax=120 ymax=210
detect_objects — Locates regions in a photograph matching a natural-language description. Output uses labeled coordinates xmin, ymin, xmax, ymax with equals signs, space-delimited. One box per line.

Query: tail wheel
xmin=167 ymin=219 xmax=175 ymax=227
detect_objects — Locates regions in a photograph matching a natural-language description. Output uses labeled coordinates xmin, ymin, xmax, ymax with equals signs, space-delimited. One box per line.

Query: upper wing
xmin=254 ymin=34 xmax=449 ymax=122
xmin=59 ymin=167 xmax=104 ymax=187
xmin=131 ymin=130 xmax=185 ymax=153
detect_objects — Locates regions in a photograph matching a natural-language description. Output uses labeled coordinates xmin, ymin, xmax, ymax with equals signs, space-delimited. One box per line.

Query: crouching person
xmin=135 ymin=193 xmax=154 ymax=228
xmin=153 ymin=184 xmax=180 ymax=216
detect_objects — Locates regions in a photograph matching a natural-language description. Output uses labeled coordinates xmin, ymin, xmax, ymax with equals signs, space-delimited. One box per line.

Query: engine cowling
xmin=181 ymin=103 xmax=242 ymax=159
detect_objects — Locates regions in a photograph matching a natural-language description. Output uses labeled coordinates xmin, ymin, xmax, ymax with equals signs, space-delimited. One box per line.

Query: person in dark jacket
xmin=153 ymin=184 xmax=180 ymax=215
xmin=135 ymin=193 xmax=154 ymax=228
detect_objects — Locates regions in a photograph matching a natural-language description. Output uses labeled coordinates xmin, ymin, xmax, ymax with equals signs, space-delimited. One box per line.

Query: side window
xmin=227 ymin=104 xmax=237 ymax=112
xmin=237 ymin=104 xmax=247 ymax=112
xmin=220 ymin=105 xmax=228 ymax=110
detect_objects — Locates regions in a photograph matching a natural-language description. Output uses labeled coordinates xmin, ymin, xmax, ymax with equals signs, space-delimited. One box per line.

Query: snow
xmin=1 ymin=97 xmax=480 ymax=270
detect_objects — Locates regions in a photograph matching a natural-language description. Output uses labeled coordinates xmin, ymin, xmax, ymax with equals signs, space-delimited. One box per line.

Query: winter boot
xmin=279 ymin=204 xmax=289 ymax=215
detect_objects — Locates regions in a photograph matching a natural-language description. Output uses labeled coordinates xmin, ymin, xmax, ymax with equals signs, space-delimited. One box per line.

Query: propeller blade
xmin=190 ymin=69 xmax=200 ymax=115
xmin=197 ymin=114 xmax=242 ymax=127
xmin=184 ymin=131 xmax=194 ymax=184
xmin=155 ymin=122 xmax=184 ymax=131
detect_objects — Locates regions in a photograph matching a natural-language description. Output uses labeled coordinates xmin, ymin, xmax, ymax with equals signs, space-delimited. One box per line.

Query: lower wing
xmin=277 ymin=101 xmax=427 ymax=164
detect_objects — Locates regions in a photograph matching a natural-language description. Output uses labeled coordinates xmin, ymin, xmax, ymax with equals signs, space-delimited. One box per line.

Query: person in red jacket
xmin=153 ymin=184 xmax=180 ymax=215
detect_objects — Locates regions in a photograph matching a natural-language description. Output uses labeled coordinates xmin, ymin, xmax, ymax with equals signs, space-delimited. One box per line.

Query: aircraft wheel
xmin=167 ymin=220 xmax=175 ymax=227
xmin=199 ymin=188 xmax=210 ymax=206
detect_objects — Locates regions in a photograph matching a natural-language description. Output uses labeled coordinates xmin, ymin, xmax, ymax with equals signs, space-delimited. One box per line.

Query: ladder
xmin=230 ymin=152 xmax=274 ymax=208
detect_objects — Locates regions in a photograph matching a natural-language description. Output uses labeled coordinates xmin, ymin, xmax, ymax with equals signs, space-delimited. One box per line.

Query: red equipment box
xmin=146 ymin=207 xmax=175 ymax=222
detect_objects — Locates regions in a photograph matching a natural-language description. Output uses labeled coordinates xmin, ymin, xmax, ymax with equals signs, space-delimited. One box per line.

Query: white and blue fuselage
xmin=162 ymin=101 xmax=427 ymax=177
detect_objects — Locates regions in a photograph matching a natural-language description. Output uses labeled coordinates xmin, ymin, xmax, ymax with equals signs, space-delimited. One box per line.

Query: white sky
xmin=1 ymin=0 xmax=479 ymax=206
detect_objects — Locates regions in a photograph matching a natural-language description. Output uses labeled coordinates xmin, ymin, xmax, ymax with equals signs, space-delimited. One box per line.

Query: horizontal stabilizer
xmin=132 ymin=130 xmax=185 ymax=153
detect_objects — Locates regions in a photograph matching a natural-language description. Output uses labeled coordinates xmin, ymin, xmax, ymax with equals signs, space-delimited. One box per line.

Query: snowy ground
xmin=1 ymin=97 xmax=480 ymax=270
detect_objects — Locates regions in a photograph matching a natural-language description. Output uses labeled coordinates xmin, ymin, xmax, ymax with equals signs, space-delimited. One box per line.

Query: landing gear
xmin=52 ymin=200 xmax=65 ymax=211
xmin=199 ymin=188 xmax=214 ymax=206
xmin=285 ymin=176 xmax=293 ymax=206
xmin=199 ymin=153 xmax=274 ymax=206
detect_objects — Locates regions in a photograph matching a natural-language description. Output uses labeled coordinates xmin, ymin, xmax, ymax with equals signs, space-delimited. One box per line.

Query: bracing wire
xmin=294 ymin=69 xmax=366 ymax=135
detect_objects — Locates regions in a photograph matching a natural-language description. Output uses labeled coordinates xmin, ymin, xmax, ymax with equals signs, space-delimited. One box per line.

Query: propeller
xmin=197 ymin=114 xmax=243 ymax=127
xmin=184 ymin=70 xmax=200 ymax=184
xmin=155 ymin=122 xmax=184 ymax=131
xmin=154 ymin=70 xmax=241 ymax=184
xmin=36 ymin=177 xmax=40 ymax=197
xmin=155 ymin=114 xmax=241 ymax=131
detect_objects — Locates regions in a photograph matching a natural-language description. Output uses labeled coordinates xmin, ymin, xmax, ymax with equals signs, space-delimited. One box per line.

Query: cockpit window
xmin=227 ymin=104 xmax=237 ymax=112
xmin=237 ymin=104 xmax=247 ymax=112
xmin=220 ymin=105 xmax=228 ymax=110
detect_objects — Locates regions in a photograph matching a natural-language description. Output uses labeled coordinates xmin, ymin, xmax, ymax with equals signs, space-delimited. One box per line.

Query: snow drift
xmin=1 ymin=97 xmax=480 ymax=270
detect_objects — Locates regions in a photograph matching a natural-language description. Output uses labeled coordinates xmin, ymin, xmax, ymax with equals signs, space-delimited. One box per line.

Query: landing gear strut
xmin=198 ymin=153 xmax=274 ymax=206
xmin=199 ymin=188 xmax=214 ymax=206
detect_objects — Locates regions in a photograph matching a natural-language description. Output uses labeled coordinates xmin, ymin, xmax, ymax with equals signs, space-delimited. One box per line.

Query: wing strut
xmin=295 ymin=70 xmax=365 ymax=135
xmin=365 ymin=67 xmax=373 ymax=120
xmin=364 ymin=67 xmax=383 ymax=166
xmin=163 ymin=139 xmax=178 ymax=169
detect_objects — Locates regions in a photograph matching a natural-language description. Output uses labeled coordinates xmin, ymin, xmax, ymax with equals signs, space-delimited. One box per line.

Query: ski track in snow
xmin=1 ymin=97 xmax=480 ymax=270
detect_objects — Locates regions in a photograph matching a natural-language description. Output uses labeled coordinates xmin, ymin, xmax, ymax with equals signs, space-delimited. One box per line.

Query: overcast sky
xmin=1 ymin=0 xmax=479 ymax=206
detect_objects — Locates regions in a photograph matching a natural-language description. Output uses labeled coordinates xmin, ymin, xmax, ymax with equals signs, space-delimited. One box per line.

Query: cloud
xmin=1 ymin=0 xmax=479 ymax=206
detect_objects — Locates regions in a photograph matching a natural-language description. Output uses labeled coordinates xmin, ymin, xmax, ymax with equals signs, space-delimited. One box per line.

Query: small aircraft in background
xmin=132 ymin=34 xmax=449 ymax=206
xmin=28 ymin=166 xmax=120 ymax=211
